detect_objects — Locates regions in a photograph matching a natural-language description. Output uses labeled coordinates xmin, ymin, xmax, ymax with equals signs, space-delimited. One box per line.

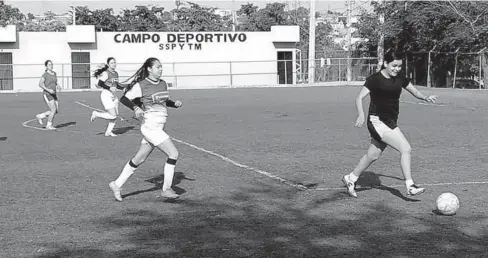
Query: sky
xmin=3 ymin=0 xmax=362 ymax=16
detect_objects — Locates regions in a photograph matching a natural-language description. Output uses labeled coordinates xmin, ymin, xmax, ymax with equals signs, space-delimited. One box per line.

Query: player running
xmin=109 ymin=57 xmax=182 ymax=201
xmin=91 ymin=57 xmax=127 ymax=137
xmin=342 ymin=50 xmax=437 ymax=198
xmin=35 ymin=60 xmax=60 ymax=130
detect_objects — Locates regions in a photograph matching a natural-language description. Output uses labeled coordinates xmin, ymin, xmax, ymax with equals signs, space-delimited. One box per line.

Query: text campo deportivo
xmin=114 ymin=33 xmax=247 ymax=50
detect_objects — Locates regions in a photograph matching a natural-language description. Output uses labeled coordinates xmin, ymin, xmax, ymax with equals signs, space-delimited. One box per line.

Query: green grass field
xmin=1 ymin=86 xmax=488 ymax=257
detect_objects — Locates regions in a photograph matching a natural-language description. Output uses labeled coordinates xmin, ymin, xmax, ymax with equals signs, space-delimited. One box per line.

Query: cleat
xmin=105 ymin=132 xmax=117 ymax=137
xmin=407 ymin=184 xmax=425 ymax=196
xmin=158 ymin=188 xmax=180 ymax=199
xmin=109 ymin=181 xmax=123 ymax=201
xmin=90 ymin=111 xmax=96 ymax=123
xmin=36 ymin=114 xmax=43 ymax=125
xmin=342 ymin=175 xmax=358 ymax=198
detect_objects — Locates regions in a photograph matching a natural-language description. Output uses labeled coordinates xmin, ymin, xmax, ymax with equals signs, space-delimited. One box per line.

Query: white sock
xmin=95 ymin=111 xmax=117 ymax=120
xmin=348 ymin=173 xmax=359 ymax=183
xmin=162 ymin=162 xmax=176 ymax=191
xmin=46 ymin=121 xmax=52 ymax=127
xmin=115 ymin=160 xmax=137 ymax=187
xmin=405 ymin=179 xmax=414 ymax=187
xmin=105 ymin=120 xmax=116 ymax=135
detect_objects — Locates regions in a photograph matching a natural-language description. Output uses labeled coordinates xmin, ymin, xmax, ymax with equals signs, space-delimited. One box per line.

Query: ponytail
xmin=93 ymin=64 xmax=109 ymax=78
xmin=122 ymin=57 xmax=159 ymax=93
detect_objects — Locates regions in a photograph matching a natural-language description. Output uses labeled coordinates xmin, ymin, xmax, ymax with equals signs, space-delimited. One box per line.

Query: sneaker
xmin=105 ymin=132 xmax=117 ymax=137
xmin=407 ymin=184 xmax=425 ymax=196
xmin=36 ymin=114 xmax=43 ymax=125
xmin=109 ymin=181 xmax=123 ymax=201
xmin=45 ymin=125 xmax=56 ymax=130
xmin=90 ymin=111 xmax=96 ymax=123
xmin=342 ymin=175 xmax=358 ymax=198
xmin=159 ymin=188 xmax=180 ymax=199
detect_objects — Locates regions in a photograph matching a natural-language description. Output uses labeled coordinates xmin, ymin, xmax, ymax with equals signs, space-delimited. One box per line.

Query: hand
xmin=355 ymin=114 xmax=365 ymax=127
xmin=134 ymin=107 xmax=144 ymax=118
xmin=424 ymin=95 xmax=437 ymax=103
xmin=48 ymin=89 xmax=55 ymax=95
xmin=174 ymin=100 xmax=183 ymax=108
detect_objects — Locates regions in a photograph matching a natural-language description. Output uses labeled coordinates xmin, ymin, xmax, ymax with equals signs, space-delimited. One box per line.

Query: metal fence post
xmin=62 ymin=64 xmax=65 ymax=89
xmin=284 ymin=59 xmax=288 ymax=85
xmin=173 ymin=62 xmax=177 ymax=88
xmin=229 ymin=61 xmax=233 ymax=88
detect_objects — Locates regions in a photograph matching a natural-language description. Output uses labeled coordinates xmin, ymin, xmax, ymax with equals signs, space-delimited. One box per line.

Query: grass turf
xmin=1 ymin=86 xmax=487 ymax=257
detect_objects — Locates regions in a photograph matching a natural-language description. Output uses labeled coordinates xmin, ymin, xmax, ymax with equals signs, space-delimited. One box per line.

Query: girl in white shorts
xmin=109 ymin=57 xmax=183 ymax=201
xmin=91 ymin=57 xmax=126 ymax=137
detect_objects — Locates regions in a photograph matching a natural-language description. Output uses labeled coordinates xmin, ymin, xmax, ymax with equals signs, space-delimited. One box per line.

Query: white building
xmin=0 ymin=25 xmax=300 ymax=91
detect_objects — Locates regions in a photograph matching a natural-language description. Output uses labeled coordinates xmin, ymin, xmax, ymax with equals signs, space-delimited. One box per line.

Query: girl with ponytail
xmin=90 ymin=57 xmax=127 ymax=137
xmin=109 ymin=57 xmax=183 ymax=201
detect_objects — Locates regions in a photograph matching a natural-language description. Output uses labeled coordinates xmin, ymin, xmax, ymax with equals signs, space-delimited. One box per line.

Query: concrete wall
xmin=0 ymin=25 xmax=300 ymax=91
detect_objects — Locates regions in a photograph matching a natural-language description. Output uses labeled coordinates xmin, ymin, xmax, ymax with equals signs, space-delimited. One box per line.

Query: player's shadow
xmin=356 ymin=171 xmax=421 ymax=202
xmin=0 ymin=137 xmax=6 ymax=141
xmin=122 ymin=172 xmax=195 ymax=201
xmin=56 ymin=121 xmax=76 ymax=128
xmin=96 ymin=126 xmax=135 ymax=136
xmin=112 ymin=126 xmax=135 ymax=135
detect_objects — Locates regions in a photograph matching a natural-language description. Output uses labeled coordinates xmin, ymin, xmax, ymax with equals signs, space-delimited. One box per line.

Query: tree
xmin=0 ymin=2 xmax=25 ymax=29
xmin=119 ymin=5 xmax=166 ymax=31
xmin=173 ymin=2 xmax=229 ymax=31
xmin=72 ymin=6 xmax=121 ymax=31
xmin=355 ymin=1 xmax=488 ymax=86
xmin=237 ymin=3 xmax=288 ymax=31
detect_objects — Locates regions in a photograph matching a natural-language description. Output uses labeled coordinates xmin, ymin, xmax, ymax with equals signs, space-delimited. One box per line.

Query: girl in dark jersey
xmin=35 ymin=60 xmax=60 ymax=130
xmin=342 ymin=50 xmax=437 ymax=198
xmin=91 ymin=57 xmax=127 ymax=137
xmin=109 ymin=57 xmax=182 ymax=201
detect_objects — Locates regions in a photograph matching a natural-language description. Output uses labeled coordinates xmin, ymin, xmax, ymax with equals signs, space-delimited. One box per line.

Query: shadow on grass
xmin=112 ymin=126 xmax=135 ymax=135
xmin=35 ymin=179 xmax=488 ymax=257
xmin=356 ymin=171 xmax=421 ymax=202
xmin=56 ymin=121 xmax=76 ymax=128
xmin=122 ymin=172 xmax=192 ymax=200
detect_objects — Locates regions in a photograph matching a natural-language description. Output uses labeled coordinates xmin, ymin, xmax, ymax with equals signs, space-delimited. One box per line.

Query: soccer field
xmin=1 ymin=86 xmax=488 ymax=257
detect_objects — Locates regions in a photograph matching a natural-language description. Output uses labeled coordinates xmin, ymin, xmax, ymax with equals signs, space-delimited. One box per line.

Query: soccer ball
xmin=435 ymin=192 xmax=460 ymax=215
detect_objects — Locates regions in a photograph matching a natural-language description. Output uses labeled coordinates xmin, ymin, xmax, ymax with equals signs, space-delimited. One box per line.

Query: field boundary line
xmin=77 ymin=102 xmax=309 ymax=190
xmin=170 ymin=138 xmax=308 ymax=190
xmin=314 ymin=180 xmax=488 ymax=191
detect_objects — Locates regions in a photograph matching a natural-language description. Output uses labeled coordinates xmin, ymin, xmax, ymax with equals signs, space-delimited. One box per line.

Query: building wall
xmin=0 ymin=25 xmax=300 ymax=91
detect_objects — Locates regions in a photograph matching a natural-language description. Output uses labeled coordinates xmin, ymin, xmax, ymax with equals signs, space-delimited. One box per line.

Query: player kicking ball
xmin=343 ymin=50 xmax=437 ymax=198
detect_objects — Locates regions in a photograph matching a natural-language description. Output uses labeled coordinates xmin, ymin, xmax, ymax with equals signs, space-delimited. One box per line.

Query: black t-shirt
xmin=364 ymin=72 xmax=410 ymax=122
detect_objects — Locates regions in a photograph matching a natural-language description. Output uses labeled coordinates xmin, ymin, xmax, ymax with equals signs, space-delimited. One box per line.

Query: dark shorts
xmin=43 ymin=92 xmax=58 ymax=101
xmin=367 ymin=115 xmax=398 ymax=142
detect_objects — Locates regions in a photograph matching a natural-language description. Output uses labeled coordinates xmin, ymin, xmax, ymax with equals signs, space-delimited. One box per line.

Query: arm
xmin=354 ymin=86 xmax=370 ymax=127
xmin=115 ymin=81 xmax=130 ymax=90
xmin=405 ymin=83 xmax=437 ymax=103
xmin=96 ymin=72 xmax=111 ymax=90
xmin=97 ymin=80 xmax=111 ymax=90
xmin=356 ymin=86 xmax=370 ymax=117
xmin=120 ymin=83 xmax=143 ymax=112
xmin=119 ymin=95 xmax=136 ymax=110
xmin=165 ymin=98 xmax=182 ymax=108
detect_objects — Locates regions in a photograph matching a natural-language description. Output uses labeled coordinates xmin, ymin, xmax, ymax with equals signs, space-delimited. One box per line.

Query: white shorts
xmin=140 ymin=124 xmax=170 ymax=146
xmin=100 ymin=89 xmax=118 ymax=110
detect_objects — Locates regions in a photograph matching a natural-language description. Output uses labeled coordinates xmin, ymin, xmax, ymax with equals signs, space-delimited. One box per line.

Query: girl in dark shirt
xmin=342 ymin=50 xmax=437 ymax=198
